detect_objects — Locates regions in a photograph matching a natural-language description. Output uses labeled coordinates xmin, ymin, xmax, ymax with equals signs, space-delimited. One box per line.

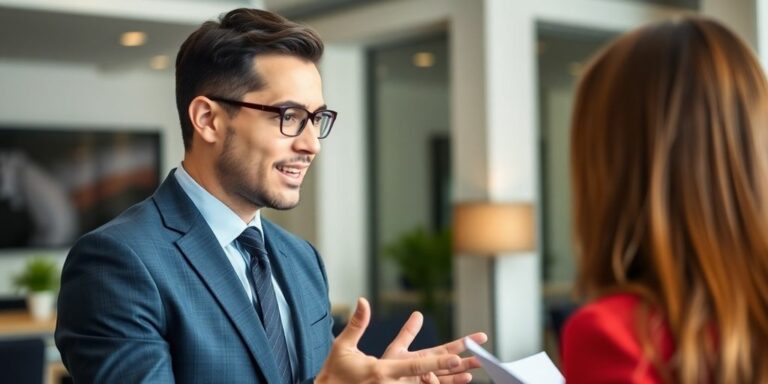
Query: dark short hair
xmin=175 ymin=8 xmax=324 ymax=150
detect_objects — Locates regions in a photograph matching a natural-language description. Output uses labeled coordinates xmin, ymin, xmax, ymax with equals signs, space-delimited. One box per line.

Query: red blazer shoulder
xmin=561 ymin=293 xmax=674 ymax=384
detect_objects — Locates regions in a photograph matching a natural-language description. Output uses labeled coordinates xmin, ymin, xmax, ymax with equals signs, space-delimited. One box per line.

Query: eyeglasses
xmin=208 ymin=96 xmax=337 ymax=139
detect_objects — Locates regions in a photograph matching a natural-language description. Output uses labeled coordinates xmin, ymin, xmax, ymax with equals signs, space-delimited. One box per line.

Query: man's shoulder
xmin=64 ymin=195 xmax=180 ymax=272
xmin=82 ymin=196 xmax=165 ymax=244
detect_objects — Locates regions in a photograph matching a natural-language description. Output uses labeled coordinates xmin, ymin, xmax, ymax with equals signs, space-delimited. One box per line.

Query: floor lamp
xmin=453 ymin=202 xmax=535 ymax=354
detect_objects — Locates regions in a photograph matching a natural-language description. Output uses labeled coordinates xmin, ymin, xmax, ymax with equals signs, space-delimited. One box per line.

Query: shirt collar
xmin=174 ymin=164 xmax=263 ymax=247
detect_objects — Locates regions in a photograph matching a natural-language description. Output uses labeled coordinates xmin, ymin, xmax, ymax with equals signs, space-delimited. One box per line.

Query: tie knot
xmin=238 ymin=227 xmax=267 ymax=262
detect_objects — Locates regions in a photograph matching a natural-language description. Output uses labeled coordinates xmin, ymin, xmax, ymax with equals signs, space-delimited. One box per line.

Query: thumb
xmin=335 ymin=297 xmax=371 ymax=347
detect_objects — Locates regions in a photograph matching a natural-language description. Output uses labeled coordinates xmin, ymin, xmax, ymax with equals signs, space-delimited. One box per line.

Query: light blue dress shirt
xmin=174 ymin=165 xmax=299 ymax=380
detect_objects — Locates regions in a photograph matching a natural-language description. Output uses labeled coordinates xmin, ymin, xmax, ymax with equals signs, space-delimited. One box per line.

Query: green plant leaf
xmin=383 ymin=226 xmax=452 ymax=312
xmin=13 ymin=257 xmax=59 ymax=293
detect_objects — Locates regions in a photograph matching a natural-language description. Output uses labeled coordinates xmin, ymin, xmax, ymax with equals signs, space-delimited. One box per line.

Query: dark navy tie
xmin=238 ymin=227 xmax=293 ymax=384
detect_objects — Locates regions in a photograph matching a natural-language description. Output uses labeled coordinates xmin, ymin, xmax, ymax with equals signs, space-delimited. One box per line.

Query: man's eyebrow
xmin=273 ymin=101 xmax=328 ymax=111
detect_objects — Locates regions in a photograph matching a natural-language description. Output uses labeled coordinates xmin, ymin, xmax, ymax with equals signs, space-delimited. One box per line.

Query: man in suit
xmin=55 ymin=8 xmax=485 ymax=384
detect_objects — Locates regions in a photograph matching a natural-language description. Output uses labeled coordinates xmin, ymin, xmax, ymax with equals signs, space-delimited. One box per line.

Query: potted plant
xmin=384 ymin=227 xmax=452 ymax=317
xmin=13 ymin=257 xmax=59 ymax=321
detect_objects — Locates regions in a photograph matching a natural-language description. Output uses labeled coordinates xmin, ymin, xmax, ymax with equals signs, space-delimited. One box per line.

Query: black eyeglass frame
xmin=208 ymin=96 xmax=337 ymax=139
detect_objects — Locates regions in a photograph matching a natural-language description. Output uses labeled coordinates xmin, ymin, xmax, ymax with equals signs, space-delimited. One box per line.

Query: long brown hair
xmin=571 ymin=16 xmax=768 ymax=383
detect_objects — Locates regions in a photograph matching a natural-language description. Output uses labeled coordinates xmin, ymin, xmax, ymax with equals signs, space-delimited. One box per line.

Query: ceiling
xmin=0 ymin=0 xmax=370 ymax=70
xmin=0 ymin=0 xmax=678 ymax=71
xmin=0 ymin=6 xmax=196 ymax=69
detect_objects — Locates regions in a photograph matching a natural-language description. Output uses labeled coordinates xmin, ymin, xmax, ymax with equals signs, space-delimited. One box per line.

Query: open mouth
xmin=276 ymin=165 xmax=302 ymax=178
xmin=275 ymin=157 xmax=312 ymax=186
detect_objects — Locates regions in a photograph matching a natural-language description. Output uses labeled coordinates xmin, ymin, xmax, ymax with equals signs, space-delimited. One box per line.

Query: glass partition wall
xmin=367 ymin=34 xmax=453 ymax=342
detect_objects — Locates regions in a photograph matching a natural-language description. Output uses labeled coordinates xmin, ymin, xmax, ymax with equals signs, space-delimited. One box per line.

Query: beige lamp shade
xmin=453 ymin=202 xmax=535 ymax=255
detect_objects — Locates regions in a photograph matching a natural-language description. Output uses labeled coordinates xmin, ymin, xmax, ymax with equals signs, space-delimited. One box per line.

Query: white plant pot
xmin=27 ymin=291 xmax=55 ymax=321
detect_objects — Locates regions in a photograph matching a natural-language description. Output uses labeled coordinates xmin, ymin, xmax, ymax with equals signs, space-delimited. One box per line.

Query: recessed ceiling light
xmin=150 ymin=55 xmax=169 ymax=70
xmin=121 ymin=31 xmax=147 ymax=47
xmin=413 ymin=52 xmax=435 ymax=68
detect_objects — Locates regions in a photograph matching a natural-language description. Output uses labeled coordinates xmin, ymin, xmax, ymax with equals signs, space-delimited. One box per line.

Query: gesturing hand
xmin=382 ymin=311 xmax=487 ymax=384
xmin=315 ymin=298 xmax=473 ymax=384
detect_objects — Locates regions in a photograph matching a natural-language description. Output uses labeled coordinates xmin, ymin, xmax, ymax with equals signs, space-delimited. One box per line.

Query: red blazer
xmin=561 ymin=293 xmax=675 ymax=384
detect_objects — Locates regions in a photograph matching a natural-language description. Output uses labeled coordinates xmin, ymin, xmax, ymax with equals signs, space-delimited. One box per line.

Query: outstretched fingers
xmin=334 ymin=297 xmax=371 ymax=348
xmin=420 ymin=332 xmax=488 ymax=357
xmin=428 ymin=356 xmax=482 ymax=377
xmin=435 ymin=372 xmax=474 ymax=384
xmin=383 ymin=311 xmax=424 ymax=356
xmin=418 ymin=333 xmax=487 ymax=378
xmin=378 ymin=353 xmax=462 ymax=379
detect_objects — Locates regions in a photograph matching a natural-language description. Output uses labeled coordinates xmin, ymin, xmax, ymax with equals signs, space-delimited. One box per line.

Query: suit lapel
xmin=262 ymin=221 xmax=313 ymax=379
xmin=153 ymin=172 xmax=281 ymax=384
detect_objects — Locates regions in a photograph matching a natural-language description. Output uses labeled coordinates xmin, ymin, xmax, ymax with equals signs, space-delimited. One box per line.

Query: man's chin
xmin=269 ymin=201 xmax=300 ymax=211
xmin=265 ymin=193 xmax=300 ymax=211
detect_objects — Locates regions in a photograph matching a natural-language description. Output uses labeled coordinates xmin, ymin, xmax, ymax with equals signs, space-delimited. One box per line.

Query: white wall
xmin=760 ymin=0 xmax=768 ymax=66
xmin=315 ymin=46 xmax=369 ymax=310
xmin=702 ymin=0 xmax=757 ymax=48
xmin=0 ymin=59 xmax=182 ymax=294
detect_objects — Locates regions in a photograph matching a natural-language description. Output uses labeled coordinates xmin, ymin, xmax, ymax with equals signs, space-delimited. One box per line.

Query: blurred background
xmin=0 ymin=0 xmax=762 ymax=382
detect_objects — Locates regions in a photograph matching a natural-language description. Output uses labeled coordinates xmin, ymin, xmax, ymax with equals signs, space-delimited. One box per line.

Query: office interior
xmin=0 ymin=0 xmax=761 ymax=383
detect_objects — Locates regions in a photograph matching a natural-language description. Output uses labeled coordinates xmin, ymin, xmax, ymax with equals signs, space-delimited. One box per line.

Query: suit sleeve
xmin=55 ymin=231 xmax=174 ymax=383
xmin=560 ymin=305 xmax=661 ymax=384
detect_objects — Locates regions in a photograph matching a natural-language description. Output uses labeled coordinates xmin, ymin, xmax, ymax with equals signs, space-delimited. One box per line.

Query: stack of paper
xmin=464 ymin=337 xmax=565 ymax=384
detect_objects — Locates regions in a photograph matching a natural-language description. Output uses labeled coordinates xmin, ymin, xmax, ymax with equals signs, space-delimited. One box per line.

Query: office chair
xmin=0 ymin=337 xmax=45 ymax=384
xmin=0 ymin=296 xmax=26 ymax=311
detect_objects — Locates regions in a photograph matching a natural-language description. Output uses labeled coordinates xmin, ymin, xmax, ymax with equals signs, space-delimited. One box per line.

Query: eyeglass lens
xmin=281 ymin=108 xmax=335 ymax=138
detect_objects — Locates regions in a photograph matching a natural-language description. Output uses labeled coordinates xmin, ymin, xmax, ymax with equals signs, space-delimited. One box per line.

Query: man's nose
xmin=293 ymin=120 xmax=321 ymax=154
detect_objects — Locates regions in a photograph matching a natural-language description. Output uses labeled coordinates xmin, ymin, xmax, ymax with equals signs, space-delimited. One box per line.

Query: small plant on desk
xmin=13 ymin=257 xmax=59 ymax=321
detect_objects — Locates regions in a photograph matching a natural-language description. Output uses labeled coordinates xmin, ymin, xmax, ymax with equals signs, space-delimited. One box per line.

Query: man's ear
xmin=188 ymin=96 xmax=225 ymax=144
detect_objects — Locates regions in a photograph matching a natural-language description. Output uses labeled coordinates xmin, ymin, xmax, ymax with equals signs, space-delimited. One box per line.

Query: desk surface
xmin=0 ymin=310 xmax=56 ymax=336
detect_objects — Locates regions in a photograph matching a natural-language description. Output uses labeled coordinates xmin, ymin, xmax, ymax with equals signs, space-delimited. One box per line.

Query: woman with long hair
xmin=563 ymin=16 xmax=768 ymax=383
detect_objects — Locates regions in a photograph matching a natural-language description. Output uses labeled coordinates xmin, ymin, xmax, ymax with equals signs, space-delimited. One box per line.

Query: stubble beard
xmin=216 ymin=128 xmax=301 ymax=211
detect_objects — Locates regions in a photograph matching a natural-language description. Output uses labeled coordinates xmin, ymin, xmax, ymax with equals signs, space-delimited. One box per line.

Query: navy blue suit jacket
xmin=55 ymin=171 xmax=333 ymax=383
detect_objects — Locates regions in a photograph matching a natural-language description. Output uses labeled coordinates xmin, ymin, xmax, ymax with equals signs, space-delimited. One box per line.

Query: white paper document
xmin=464 ymin=337 xmax=565 ymax=384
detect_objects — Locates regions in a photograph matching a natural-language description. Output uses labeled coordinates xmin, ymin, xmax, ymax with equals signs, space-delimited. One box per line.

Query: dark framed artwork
xmin=0 ymin=128 xmax=161 ymax=250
